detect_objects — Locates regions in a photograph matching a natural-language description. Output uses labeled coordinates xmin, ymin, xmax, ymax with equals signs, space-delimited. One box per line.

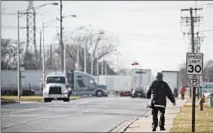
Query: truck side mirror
xmin=65 ymin=84 xmax=69 ymax=88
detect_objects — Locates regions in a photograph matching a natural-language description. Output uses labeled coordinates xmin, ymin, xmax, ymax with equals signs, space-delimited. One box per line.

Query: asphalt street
xmin=1 ymin=96 xmax=150 ymax=132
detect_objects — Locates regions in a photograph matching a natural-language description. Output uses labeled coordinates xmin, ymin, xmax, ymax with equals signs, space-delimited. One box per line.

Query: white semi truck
xmin=43 ymin=72 xmax=72 ymax=102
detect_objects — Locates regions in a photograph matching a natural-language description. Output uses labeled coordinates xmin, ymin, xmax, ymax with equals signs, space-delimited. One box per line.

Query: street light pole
xmin=84 ymin=39 xmax=87 ymax=73
xmin=42 ymin=22 xmax=45 ymax=89
xmin=101 ymin=61 xmax=104 ymax=75
xmin=105 ymin=61 xmax=107 ymax=75
xmin=64 ymin=38 xmax=66 ymax=76
xmin=60 ymin=0 xmax=64 ymax=71
xmin=97 ymin=51 xmax=99 ymax=84
xmin=17 ymin=11 xmax=21 ymax=99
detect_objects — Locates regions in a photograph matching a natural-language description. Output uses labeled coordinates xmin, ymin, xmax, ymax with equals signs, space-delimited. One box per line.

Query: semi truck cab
xmin=43 ymin=72 xmax=72 ymax=102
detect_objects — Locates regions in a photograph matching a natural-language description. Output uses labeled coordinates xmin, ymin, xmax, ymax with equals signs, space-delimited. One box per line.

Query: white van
xmin=43 ymin=72 xmax=72 ymax=102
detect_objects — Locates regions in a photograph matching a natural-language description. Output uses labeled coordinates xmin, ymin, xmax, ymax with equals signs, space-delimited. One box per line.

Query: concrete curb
xmin=119 ymin=110 xmax=151 ymax=133
xmin=1 ymin=101 xmax=20 ymax=105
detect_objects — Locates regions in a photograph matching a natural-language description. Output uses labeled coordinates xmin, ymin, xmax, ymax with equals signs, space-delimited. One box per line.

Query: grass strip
xmin=1 ymin=96 xmax=81 ymax=102
xmin=170 ymin=98 xmax=213 ymax=132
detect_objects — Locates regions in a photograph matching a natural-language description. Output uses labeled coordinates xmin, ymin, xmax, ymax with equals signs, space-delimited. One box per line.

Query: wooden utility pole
xmin=181 ymin=7 xmax=203 ymax=133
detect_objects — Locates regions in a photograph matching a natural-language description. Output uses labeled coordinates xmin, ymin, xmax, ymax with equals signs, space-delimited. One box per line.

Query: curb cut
xmin=119 ymin=110 xmax=151 ymax=133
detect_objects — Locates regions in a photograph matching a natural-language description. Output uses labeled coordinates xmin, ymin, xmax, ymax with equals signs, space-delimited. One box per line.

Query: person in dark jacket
xmin=146 ymin=72 xmax=176 ymax=131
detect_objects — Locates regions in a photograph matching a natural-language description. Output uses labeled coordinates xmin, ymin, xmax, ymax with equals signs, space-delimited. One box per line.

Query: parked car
xmin=131 ymin=87 xmax=145 ymax=98
xmin=119 ymin=91 xmax=131 ymax=96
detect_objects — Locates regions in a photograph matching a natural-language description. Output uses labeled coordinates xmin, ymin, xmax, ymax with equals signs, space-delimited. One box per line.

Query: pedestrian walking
xmin=146 ymin=72 xmax=176 ymax=131
xmin=173 ymin=87 xmax=178 ymax=97
xmin=180 ymin=86 xmax=186 ymax=100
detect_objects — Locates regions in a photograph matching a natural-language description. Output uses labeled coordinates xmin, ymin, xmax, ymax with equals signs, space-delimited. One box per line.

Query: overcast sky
xmin=2 ymin=1 xmax=213 ymax=74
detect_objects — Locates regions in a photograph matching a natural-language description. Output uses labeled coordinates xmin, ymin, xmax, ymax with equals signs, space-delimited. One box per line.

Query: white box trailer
xmin=162 ymin=71 xmax=179 ymax=93
xmin=131 ymin=69 xmax=152 ymax=91
xmin=95 ymin=69 xmax=152 ymax=96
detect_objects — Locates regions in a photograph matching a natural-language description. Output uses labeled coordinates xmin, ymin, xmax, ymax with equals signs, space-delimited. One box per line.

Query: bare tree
xmin=52 ymin=28 xmax=117 ymax=75
xmin=178 ymin=63 xmax=188 ymax=87
xmin=1 ymin=38 xmax=24 ymax=70
xmin=203 ymin=60 xmax=213 ymax=82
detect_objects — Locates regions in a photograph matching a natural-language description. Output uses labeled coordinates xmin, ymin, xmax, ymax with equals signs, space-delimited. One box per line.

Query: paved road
xmin=1 ymin=97 xmax=149 ymax=132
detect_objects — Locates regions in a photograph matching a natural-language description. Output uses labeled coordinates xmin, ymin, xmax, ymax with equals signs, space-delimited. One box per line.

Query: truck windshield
xmin=46 ymin=77 xmax=65 ymax=84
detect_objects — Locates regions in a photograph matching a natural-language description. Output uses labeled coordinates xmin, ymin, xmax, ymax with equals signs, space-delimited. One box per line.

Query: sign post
xmin=186 ymin=52 xmax=203 ymax=132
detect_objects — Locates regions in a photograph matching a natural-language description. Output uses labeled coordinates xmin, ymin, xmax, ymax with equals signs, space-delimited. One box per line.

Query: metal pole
xmin=101 ymin=61 xmax=104 ymax=75
xmin=64 ymin=39 xmax=66 ymax=75
xmin=90 ymin=35 xmax=93 ymax=75
xmin=42 ymin=22 xmax=45 ymax=89
xmin=76 ymin=40 xmax=79 ymax=71
xmin=190 ymin=7 xmax=196 ymax=133
xmin=97 ymin=53 xmax=99 ymax=84
xmin=84 ymin=40 xmax=87 ymax=73
xmin=105 ymin=61 xmax=107 ymax=75
xmin=17 ymin=11 xmax=21 ymax=99
xmin=60 ymin=0 xmax=63 ymax=71
xmin=39 ymin=31 xmax=42 ymax=69
xmin=91 ymin=57 xmax=93 ymax=75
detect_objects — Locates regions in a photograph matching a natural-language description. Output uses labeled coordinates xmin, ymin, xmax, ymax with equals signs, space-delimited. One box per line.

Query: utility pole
xmin=84 ymin=40 xmax=87 ymax=73
xmin=39 ymin=31 xmax=42 ymax=69
xmin=17 ymin=11 xmax=21 ymax=99
xmin=105 ymin=61 xmax=107 ymax=75
xmin=91 ymin=57 xmax=93 ymax=75
xmin=96 ymin=53 xmax=99 ymax=84
xmin=76 ymin=38 xmax=80 ymax=71
xmin=181 ymin=7 xmax=203 ymax=99
xmin=60 ymin=0 xmax=64 ymax=71
xmin=190 ymin=8 xmax=196 ymax=133
xmin=90 ymin=35 xmax=93 ymax=75
xmin=50 ymin=44 xmax=52 ymax=69
xmin=42 ymin=22 xmax=45 ymax=89
xmin=181 ymin=7 xmax=203 ymax=133
xmin=101 ymin=61 xmax=104 ymax=75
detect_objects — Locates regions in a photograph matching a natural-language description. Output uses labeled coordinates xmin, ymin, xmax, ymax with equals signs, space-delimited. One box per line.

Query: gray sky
xmin=2 ymin=1 xmax=213 ymax=74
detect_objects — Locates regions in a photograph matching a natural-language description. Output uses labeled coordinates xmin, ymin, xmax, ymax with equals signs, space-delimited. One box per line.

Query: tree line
xmin=1 ymin=28 xmax=119 ymax=75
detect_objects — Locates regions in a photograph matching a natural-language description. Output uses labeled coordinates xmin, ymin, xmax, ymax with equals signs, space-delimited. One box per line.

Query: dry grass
xmin=170 ymin=98 xmax=213 ymax=132
xmin=1 ymin=96 xmax=81 ymax=102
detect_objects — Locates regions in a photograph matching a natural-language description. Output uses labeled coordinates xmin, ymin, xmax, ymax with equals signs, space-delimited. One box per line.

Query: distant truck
xmin=67 ymin=70 xmax=108 ymax=97
xmin=162 ymin=71 xmax=179 ymax=95
xmin=130 ymin=69 xmax=152 ymax=98
xmin=95 ymin=69 xmax=152 ymax=97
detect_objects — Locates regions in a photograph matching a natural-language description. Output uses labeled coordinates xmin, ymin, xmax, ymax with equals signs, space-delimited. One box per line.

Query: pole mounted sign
xmin=188 ymin=75 xmax=200 ymax=87
xmin=186 ymin=53 xmax=203 ymax=75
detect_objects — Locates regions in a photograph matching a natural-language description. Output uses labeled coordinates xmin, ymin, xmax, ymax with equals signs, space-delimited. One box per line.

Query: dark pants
xmin=181 ymin=94 xmax=185 ymax=100
xmin=152 ymin=107 xmax=165 ymax=129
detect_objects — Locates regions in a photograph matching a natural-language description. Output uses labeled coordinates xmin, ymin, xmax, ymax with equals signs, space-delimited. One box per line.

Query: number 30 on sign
xmin=186 ymin=53 xmax=203 ymax=75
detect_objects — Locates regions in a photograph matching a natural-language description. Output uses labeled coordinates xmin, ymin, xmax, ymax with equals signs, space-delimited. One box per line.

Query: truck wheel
xmin=63 ymin=98 xmax=70 ymax=102
xmin=44 ymin=98 xmax=51 ymax=102
xmin=96 ymin=90 xmax=103 ymax=97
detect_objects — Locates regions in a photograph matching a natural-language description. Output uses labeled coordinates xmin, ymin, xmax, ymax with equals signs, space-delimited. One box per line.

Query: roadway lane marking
xmin=8 ymin=107 xmax=42 ymax=114
xmin=2 ymin=114 xmax=68 ymax=130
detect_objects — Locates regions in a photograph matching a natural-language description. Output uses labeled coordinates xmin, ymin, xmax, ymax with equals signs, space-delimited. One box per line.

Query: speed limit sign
xmin=186 ymin=53 xmax=203 ymax=75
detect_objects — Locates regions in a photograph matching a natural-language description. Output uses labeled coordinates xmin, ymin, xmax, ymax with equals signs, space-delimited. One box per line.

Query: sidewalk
xmin=124 ymin=98 xmax=188 ymax=132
